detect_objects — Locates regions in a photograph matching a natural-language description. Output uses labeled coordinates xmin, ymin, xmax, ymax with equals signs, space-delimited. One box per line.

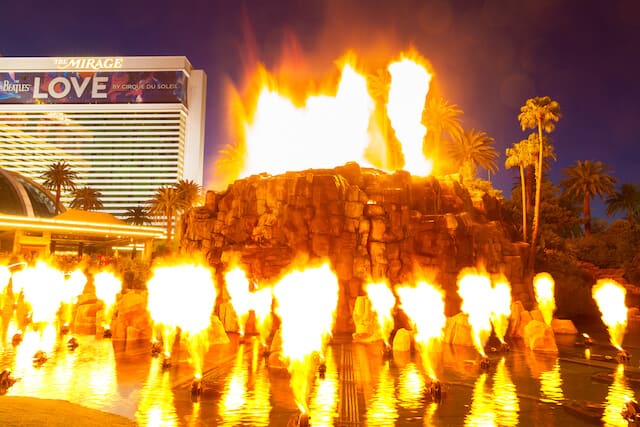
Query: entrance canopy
xmin=0 ymin=209 xmax=165 ymax=259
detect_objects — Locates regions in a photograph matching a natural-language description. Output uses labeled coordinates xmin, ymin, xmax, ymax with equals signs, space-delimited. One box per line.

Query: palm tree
xmin=422 ymin=96 xmax=463 ymax=174
xmin=40 ymin=161 xmax=78 ymax=214
xmin=449 ymin=129 xmax=498 ymax=182
xmin=606 ymin=183 xmax=640 ymax=225
xmin=69 ymin=186 xmax=103 ymax=211
xmin=125 ymin=205 xmax=151 ymax=226
xmin=518 ymin=96 xmax=561 ymax=269
xmin=175 ymin=179 xmax=202 ymax=210
xmin=560 ymin=160 xmax=617 ymax=237
xmin=505 ymin=140 xmax=532 ymax=241
xmin=148 ymin=185 xmax=187 ymax=243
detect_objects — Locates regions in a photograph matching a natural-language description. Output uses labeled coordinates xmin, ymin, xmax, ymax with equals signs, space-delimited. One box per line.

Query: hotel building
xmin=0 ymin=56 xmax=206 ymax=222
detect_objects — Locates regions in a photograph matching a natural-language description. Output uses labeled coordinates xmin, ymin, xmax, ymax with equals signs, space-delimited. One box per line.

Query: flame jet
xmin=490 ymin=276 xmax=512 ymax=345
xmin=250 ymin=286 xmax=274 ymax=350
xmin=387 ymin=56 xmax=433 ymax=176
xmin=146 ymin=261 xmax=217 ymax=379
xmin=93 ymin=271 xmax=122 ymax=335
xmin=224 ymin=266 xmax=252 ymax=337
xmin=457 ymin=268 xmax=494 ymax=358
xmin=273 ymin=263 xmax=339 ymax=418
xmin=397 ymin=280 xmax=446 ymax=382
xmin=592 ymin=279 xmax=628 ymax=351
xmin=364 ymin=282 xmax=396 ymax=347
xmin=533 ymin=272 xmax=556 ymax=326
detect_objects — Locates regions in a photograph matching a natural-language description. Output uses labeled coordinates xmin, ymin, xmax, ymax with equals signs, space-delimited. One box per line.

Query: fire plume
xmin=457 ymin=268 xmax=493 ymax=357
xmin=273 ymin=262 xmax=339 ymax=413
xmin=219 ymin=51 xmax=435 ymax=187
xmin=397 ymin=280 xmax=446 ymax=380
xmin=146 ymin=261 xmax=216 ymax=378
xmin=533 ymin=272 xmax=555 ymax=326
xmin=592 ymin=279 xmax=628 ymax=351
xmin=386 ymin=57 xmax=433 ymax=176
xmin=62 ymin=269 xmax=87 ymax=328
xmin=250 ymin=286 xmax=273 ymax=347
xmin=364 ymin=282 xmax=396 ymax=345
xmin=490 ymin=276 xmax=512 ymax=344
xmin=93 ymin=271 xmax=122 ymax=330
xmin=224 ymin=266 xmax=252 ymax=336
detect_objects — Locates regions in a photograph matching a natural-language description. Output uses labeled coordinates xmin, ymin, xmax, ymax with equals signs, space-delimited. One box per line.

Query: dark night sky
xmin=1 ymin=0 xmax=638 ymax=218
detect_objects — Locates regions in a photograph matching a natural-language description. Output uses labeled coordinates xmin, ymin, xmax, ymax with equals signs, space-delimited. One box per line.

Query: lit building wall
xmin=0 ymin=56 xmax=206 ymax=222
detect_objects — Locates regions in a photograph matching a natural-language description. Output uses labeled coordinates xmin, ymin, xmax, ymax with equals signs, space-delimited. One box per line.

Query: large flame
xmin=147 ymin=261 xmax=216 ymax=378
xmin=364 ymin=282 xmax=396 ymax=345
xmin=397 ymin=280 xmax=446 ymax=380
xmin=592 ymin=279 xmax=628 ymax=351
xmin=222 ymin=51 xmax=434 ymax=187
xmin=386 ymin=57 xmax=433 ymax=176
xmin=241 ymin=62 xmax=374 ymax=178
xmin=224 ymin=266 xmax=253 ymax=336
xmin=273 ymin=262 xmax=339 ymax=413
xmin=457 ymin=268 xmax=493 ymax=357
xmin=93 ymin=271 xmax=122 ymax=330
xmin=533 ymin=272 xmax=556 ymax=326
xmin=490 ymin=276 xmax=512 ymax=344
xmin=12 ymin=260 xmax=65 ymax=351
xmin=61 ymin=269 xmax=87 ymax=328
xmin=250 ymin=286 xmax=273 ymax=348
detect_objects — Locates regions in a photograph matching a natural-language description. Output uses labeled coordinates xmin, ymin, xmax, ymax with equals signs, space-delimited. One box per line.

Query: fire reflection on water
xmin=364 ymin=360 xmax=398 ymax=426
xmin=308 ymin=345 xmax=338 ymax=427
xmin=218 ymin=340 xmax=271 ymax=426
xmin=397 ymin=362 xmax=425 ymax=412
xmin=465 ymin=373 xmax=495 ymax=426
xmin=492 ymin=358 xmax=519 ymax=427
xmin=538 ymin=360 xmax=564 ymax=404
xmin=602 ymin=364 xmax=635 ymax=426
xmin=136 ymin=358 xmax=178 ymax=426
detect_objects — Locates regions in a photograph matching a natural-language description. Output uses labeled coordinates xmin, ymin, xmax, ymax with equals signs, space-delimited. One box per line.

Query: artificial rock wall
xmin=181 ymin=162 xmax=529 ymax=333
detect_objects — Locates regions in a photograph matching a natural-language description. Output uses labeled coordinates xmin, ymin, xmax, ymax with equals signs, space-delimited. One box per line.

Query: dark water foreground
xmin=1 ymin=322 xmax=639 ymax=426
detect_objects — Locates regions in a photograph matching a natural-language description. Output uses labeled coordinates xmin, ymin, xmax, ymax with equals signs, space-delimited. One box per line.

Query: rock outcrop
xmin=182 ymin=163 xmax=529 ymax=333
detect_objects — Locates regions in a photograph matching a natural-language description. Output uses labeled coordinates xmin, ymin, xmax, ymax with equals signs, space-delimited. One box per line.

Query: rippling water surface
xmin=1 ymin=323 xmax=640 ymax=426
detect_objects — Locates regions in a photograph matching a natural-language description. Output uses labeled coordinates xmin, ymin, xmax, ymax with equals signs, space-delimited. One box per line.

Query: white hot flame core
xmin=592 ymin=279 xmax=628 ymax=350
xmin=457 ymin=270 xmax=493 ymax=357
xmin=533 ymin=272 xmax=556 ymax=326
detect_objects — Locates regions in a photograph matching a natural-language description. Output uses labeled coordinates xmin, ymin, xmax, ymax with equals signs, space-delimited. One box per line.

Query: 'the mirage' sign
xmin=0 ymin=71 xmax=187 ymax=104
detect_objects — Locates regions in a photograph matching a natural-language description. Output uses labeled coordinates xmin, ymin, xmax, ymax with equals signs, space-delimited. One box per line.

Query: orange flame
xmin=592 ymin=279 xmax=628 ymax=351
xmin=533 ymin=272 xmax=555 ymax=326
xmin=146 ymin=261 xmax=216 ymax=378
xmin=386 ymin=56 xmax=433 ymax=176
xmin=397 ymin=280 xmax=446 ymax=380
xmin=364 ymin=282 xmax=396 ymax=345
xmin=273 ymin=262 xmax=339 ymax=412
xmin=93 ymin=271 xmax=122 ymax=330
xmin=250 ymin=286 xmax=273 ymax=347
xmin=490 ymin=276 xmax=512 ymax=344
xmin=61 ymin=269 xmax=87 ymax=328
xmin=224 ymin=266 xmax=253 ymax=336
xmin=457 ymin=268 xmax=493 ymax=357
xmin=219 ymin=51 xmax=434 ymax=188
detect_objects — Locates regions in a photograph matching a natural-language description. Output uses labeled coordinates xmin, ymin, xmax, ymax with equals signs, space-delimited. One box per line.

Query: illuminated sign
xmin=0 ymin=71 xmax=187 ymax=104
xmin=54 ymin=57 xmax=124 ymax=70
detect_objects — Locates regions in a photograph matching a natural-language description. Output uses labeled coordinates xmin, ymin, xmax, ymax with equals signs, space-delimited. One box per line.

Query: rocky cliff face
xmin=181 ymin=163 xmax=530 ymax=332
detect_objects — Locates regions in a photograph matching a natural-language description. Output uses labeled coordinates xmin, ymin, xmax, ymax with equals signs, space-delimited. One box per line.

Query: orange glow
xmin=592 ymin=279 xmax=628 ymax=350
xmin=62 ymin=269 xmax=87 ymax=327
xmin=93 ymin=271 xmax=122 ymax=330
xmin=0 ymin=265 xmax=9 ymax=291
xmin=465 ymin=373 xmax=495 ymax=426
xmin=457 ymin=268 xmax=493 ymax=357
xmin=490 ymin=276 xmax=512 ymax=344
xmin=397 ymin=280 xmax=446 ymax=380
xmin=386 ymin=56 xmax=433 ymax=176
xmin=220 ymin=51 xmax=436 ymax=188
xmin=273 ymin=262 xmax=339 ymax=412
xmin=224 ymin=266 xmax=252 ymax=336
xmin=603 ymin=364 xmax=635 ymax=426
xmin=364 ymin=282 xmax=396 ymax=345
xmin=241 ymin=62 xmax=374 ymax=178
xmin=533 ymin=272 xmax=555 ymax=326
xmin=250 ymin=286 xmax=273 ymax=347
xmin=146 ymin=260 xmax=216 ymax=378
xmin=493 ymin=358 xmax=519 ymax=426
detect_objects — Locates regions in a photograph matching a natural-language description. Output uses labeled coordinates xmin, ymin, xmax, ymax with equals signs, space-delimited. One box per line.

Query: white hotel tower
xmin=0 ymin=56 xmax=206 ymax=221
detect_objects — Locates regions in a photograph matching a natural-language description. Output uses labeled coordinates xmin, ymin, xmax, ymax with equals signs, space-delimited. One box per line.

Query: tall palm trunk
xmin=519 ymin=164 xmax=527 ymax=242
xmin=165 ymin=207 xmax=173 ymax=243
xmin=55 ymin=184 xmax=62 ymax=214
xmin=528 ymin=118 xmax=544 ymax=271
xmin=525 ymin=166 xmax=534 ymax=212
xmin=583 ymin=193 xmax=592 ymax=237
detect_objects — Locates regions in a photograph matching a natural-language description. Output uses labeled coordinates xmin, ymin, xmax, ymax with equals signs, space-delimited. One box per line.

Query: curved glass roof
xmin=0 ymin=168 xmax=59 ymax=218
